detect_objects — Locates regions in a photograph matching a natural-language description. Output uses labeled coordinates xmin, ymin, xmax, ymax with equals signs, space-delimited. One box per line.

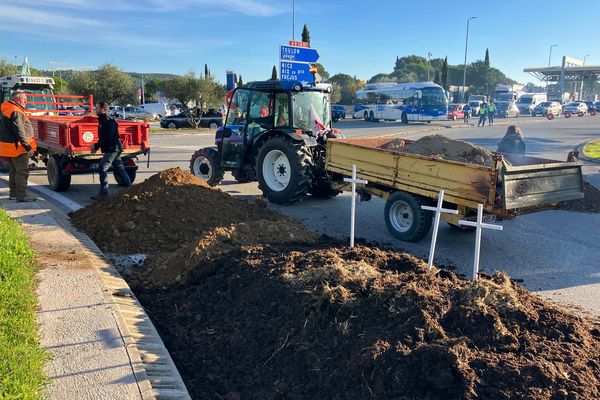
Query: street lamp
xmin=462 ymin=16 xmax=477 ymax=102
xmin=548 ymin=44 xmax=557 ymax=66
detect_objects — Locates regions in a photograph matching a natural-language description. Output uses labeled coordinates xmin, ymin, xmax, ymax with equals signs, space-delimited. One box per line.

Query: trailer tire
xmin=114 ymin=169 xmax=136 ymax=186
xmin=256 ymin=135 xmax=312 ymax=204
xmin=47 ymin=155 xmax=71 ymax=192
xmin=189 ymin=148 xmax=224 ymax=186
xmin=384 ymin=191 xmax=432 ymax=242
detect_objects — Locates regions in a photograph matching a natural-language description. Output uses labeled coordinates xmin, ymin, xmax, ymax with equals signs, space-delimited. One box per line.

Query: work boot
xmin=16 ymin=194 xmax=37 ymax=202
xmin=8 ymin=193 xmax=16 ymax=200
xmin=90 ymin=192 xmax=109 ymax=201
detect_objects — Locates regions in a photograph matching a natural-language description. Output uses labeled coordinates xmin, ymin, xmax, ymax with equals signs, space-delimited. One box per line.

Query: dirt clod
xmin=383 ymin=135 xmax=495 ymax=167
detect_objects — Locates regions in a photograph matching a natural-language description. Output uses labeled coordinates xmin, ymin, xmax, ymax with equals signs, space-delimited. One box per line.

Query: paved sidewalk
xmin=0 ymin=185 xmax=190 ymax=400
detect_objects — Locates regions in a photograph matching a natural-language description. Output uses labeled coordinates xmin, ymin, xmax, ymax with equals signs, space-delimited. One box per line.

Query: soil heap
xmin=134 ymin=243 xmax=600 ymax=400
xmin=383 ymin=135 xmax=495 ymax=167
xmin=561 ymin=181 xmax=600 ymax=213
xmin=71 ymin=168 xmax=297 ymax=253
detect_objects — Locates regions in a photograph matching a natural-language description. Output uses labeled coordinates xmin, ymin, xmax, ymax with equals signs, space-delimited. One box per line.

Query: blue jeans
xmin=98 ymin=151 xmax=130 ymax=194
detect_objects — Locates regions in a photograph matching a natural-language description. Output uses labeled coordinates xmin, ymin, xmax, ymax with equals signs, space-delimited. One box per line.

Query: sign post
xmin=459 ymin=204 xmax=503 ymax=280
xmin=343 ymin=165 xmax=368 ymax=248
xmin=279 ymin=43 xmax=319 ymax=83
xmin=421 ymin=190 xmax=459 ymax=269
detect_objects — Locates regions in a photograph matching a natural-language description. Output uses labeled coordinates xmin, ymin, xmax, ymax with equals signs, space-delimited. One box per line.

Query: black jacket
xmin=95 ymin=114 xmax=121 ymax=153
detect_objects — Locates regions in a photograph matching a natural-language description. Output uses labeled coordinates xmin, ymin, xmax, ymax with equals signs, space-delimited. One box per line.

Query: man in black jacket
xmin=90 ymin=102 xmax=131 ymax=200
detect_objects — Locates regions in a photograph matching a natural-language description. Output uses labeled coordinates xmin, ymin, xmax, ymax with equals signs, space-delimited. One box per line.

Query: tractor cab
xmin=190 ymin=80 xmax=341 ymax=204
xmin=216 ymin=81 xmax=332 ymax=168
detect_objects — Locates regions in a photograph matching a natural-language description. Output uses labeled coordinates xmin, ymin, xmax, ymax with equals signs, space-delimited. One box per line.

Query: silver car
xmin=562 ymin=102 xmax=588 ymax=115
xmin=532 ymin=101 xmax=562 ymax=117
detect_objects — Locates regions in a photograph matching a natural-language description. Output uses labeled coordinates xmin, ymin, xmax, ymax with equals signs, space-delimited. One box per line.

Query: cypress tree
xmin=301 ymin=24 xmax=310 ymax=46
xmin=484 ymin=49 xmax=490 ymax=67
xmin=205 ymin=64 xmax=209 ymax=77
xmin=271 ymin=65 xmax=278 ymax=80
xmin=441 ymin=56 xmax=448 ymax=90
xmin=433 ymin=69 xmax=441 ymax=85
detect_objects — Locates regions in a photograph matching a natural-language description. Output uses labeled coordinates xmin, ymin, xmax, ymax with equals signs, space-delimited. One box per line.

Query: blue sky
xmin=2 ymin=0 xmax=599 ymax=84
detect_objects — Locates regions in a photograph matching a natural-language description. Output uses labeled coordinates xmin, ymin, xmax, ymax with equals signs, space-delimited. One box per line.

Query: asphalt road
xmin=19 ymin=115 xmax=600 ymax=314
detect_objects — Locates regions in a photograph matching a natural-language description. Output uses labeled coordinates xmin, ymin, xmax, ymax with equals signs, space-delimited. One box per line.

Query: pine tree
xmin=271 ymin=65 xmax=278 ymax=80
xmin=484 ymin=49 xmax=490 ymax=67
xmin=441 ymin=56 xmax=449 ymax=90
xmin=238 ymin=75 xmax=243 ymax=86
xmin=301 ymin=24 xmax=310 ymax=46
xmin=433 ymin=69 xmax=441 ymax=85
xmin=205 ymin=64 xmax=209 ymax=77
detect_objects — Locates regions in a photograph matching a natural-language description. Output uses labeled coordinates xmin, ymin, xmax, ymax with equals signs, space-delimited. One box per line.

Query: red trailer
xmin=26 ymin=94 xmax=150 ymax=191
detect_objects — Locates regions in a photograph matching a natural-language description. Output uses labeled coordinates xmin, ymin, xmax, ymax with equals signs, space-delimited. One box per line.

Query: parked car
xmin=468 ymin=100 xmax=483 ymax=116
xmin=562 ymin=102 xmax=588 ymax=115
xmin=332 ymin=105 xmax=346 ymax=122
xmin=112 ymin=106 xmax=156 ymax=122
xmin=495 ymin=101 xmax=520 ymax=118
xmin=140 ymin=103 xmax=171 ymax=118
xmin=160 ymin=108 xmax=223 ymax=129
xmin=532 ymin=101 xmax=562 ymax=117
xmin=584 ymin=101 xmax=597 ymax=113
xmin=447 ymin=103 xmax=465 ymax=120
xmin=595 ymin=102 xmax=600 ymax=112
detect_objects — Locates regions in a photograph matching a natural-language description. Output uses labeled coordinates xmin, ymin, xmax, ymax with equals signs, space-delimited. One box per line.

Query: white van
xmin=516 ymin=93 xmax=547 ymax=115
xmin=139 ymin=103 xmax=171 ymax=118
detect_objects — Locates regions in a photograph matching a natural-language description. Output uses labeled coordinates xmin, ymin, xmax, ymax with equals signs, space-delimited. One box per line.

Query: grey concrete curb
xmin=576 ymin=138 xmax=600 ymax=164
xmin=51 ymin=210 xmax=192 ymax=400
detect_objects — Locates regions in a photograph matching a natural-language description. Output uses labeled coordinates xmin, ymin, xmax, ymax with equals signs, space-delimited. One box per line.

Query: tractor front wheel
xmin=256 ymin=136 xmax=312 ymax=204
xmin=189 ymin=148 xmax=224 ymax=186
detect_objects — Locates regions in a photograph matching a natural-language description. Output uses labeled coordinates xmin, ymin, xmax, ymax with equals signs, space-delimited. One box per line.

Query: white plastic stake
xmin=421 ymin=189 xmax=459 ymax=269
xmin=459 ymin=204 xmax=503 ymax=280
xmin=343 ymin=165 xmax=368 ymax=248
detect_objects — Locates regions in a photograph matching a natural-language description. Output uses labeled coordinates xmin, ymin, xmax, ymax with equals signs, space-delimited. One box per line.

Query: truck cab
xmin=0 ymin=75 xmax=56 ymax=113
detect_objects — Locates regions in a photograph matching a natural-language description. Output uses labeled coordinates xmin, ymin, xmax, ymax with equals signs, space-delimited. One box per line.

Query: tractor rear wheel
xmin=256 ymin=136 xmax=312 ymax=204
xmin=47 ymin=154 xmax=71 ymax=192
xmin=189 ymin=148 xmax=224 ymax=186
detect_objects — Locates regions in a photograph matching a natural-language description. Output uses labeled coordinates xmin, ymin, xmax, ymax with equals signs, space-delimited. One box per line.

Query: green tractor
xmin=189 ymin=80 xmax=344 ymax=204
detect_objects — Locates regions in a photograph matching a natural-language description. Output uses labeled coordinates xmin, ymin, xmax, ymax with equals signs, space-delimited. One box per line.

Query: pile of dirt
xmin=137 ymin=219 xmax=319 ymax=287
xmin=133 ymin=243 xmax=600 ymax=400
xmin=561 ymin=181 xmax=600 ymax=213
xmin=383 ymin=135 xmax=495 ymax=167
xmin=71 ymin=168 xmax=293 ymax=253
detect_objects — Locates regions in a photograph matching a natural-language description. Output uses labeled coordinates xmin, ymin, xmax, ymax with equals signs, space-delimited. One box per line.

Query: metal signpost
xmin=279 ymin=42 xmax=319 ymax=83
xmin=343 ymin=165 xmax=368 ymax=248
xmin=459 ymin=204 xmax=503 ymax=281
xmin=421 ymin=190 xmax=459 ymax=269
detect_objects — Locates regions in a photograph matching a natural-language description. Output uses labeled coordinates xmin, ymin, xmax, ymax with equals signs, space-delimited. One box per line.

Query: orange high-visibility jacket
xmin=0 ymin=101 xmax=36 ymax=157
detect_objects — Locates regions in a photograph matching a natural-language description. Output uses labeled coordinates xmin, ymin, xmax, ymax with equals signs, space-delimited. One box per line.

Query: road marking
xmin=0 ymin=174 xmax=83 ymax=212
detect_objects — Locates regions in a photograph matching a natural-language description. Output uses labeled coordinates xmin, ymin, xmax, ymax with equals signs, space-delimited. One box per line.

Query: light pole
xmin=548 ymin=44 xmax=557 ymax=66
xmin=462 ymin=16 xmax=477 ymax=102
xmin=427 ymin=52 xmax=432 ymax=82
xmin=579 ymin=54 xmax=590 ymax=100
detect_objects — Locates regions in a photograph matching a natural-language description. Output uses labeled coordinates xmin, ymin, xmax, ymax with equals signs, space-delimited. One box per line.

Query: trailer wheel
xmin=256 ymin=135 xmax=312 ymax=204
xmin=114 ymin=169 xmax=136 ymax=186
xmin=47 ymin=155 xmax=71 ymax=192
xmin=384 ymin=191 xmax=432 ymax=242
xmin=189 ymin=148 xmax=224 ymax=186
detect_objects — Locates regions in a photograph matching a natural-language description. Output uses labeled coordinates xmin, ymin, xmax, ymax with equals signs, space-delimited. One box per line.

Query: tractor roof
xmin=245 ymin=80 xmax=332 ymax=93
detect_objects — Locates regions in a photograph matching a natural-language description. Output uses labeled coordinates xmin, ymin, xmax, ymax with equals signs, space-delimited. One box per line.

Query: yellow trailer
xmin=326 ymin=136 xmax=584 ymax=241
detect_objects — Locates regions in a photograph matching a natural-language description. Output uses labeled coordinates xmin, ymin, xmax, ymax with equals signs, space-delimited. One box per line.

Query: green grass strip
xmin=0 ymin=208 xmax=47 ymax=399
xmin=583 ymin=140 xmax=600 ymax=159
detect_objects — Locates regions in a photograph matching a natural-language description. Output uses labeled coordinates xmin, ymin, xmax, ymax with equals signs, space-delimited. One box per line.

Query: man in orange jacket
xmin=0 ymin=92 xmax=37 ymax=202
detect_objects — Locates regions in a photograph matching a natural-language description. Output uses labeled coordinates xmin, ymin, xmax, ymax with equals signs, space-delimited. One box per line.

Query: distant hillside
xmin=39 ymin=70 xmax=179 ymax=80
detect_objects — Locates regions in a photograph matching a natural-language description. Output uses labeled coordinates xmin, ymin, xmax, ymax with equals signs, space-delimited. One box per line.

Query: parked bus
xmin=353 ymin=82 xmax=448 ymax=123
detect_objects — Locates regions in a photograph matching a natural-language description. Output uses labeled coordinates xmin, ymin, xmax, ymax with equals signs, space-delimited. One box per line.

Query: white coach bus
xmin=353 ymin=82 xmax=448 ymax=123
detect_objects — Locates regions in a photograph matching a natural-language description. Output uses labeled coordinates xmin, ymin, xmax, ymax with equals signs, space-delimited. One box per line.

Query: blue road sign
xmin=280 ymin=61 xmax=314 ymax=83
xmin=280 ymin=45 xmax=320 ymax=63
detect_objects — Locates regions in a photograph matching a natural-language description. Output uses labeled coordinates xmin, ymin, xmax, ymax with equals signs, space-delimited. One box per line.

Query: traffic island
xmin=580 ymin=138 xmax=600 ymax=162
xmin=70 ymin=168 xmax=600 ymax=400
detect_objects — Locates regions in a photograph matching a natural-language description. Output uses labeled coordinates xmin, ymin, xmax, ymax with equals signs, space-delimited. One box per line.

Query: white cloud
xmin=2 ymin=4 xmax=104 ymax=28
